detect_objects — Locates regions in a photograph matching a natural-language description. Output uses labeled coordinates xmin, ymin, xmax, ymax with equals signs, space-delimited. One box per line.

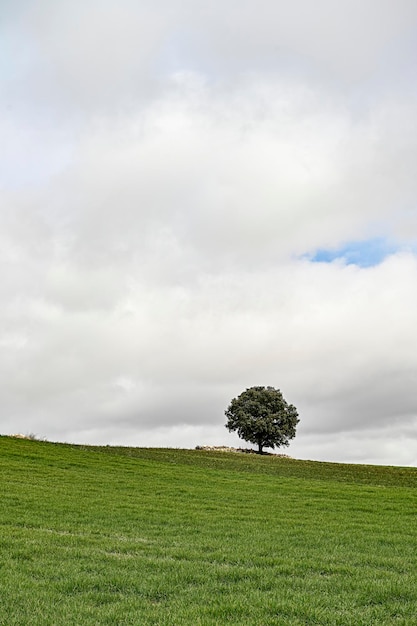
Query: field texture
xmin=1 ymin=436 xmax=416 ymax=625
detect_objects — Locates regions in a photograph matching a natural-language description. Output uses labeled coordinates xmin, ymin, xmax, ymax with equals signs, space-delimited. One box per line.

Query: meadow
xmin=1 ymin=435 xmax=416 ymax=625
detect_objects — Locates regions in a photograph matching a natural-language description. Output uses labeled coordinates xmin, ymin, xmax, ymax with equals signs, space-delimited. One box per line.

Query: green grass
xmin=1 ymin=436 xmax=416 ymax=625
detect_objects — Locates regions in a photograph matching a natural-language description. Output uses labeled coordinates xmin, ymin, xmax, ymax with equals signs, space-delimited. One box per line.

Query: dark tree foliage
xmin=225 ymin=386 xmax=299 ymax=454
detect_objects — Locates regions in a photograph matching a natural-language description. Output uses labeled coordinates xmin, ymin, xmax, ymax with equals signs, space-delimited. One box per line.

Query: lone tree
xmin=225 ymin=386 xmax=299 ymax=454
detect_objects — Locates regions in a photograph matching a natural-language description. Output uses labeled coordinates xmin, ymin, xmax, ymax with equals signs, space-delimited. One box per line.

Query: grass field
xmin=1 ymin=436 xmax=416 ymax=625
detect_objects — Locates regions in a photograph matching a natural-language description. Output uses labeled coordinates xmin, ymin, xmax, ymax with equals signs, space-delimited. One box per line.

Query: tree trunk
xmin=258 ymin=442 xmax=263 ymax=454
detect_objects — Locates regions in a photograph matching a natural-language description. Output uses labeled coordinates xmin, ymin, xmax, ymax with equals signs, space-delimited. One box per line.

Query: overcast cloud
xmin=1 ymin=0 xmax=417 ymax=465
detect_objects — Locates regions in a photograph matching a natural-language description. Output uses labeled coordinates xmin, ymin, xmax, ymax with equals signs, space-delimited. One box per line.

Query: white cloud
xmin=186 ymin=0 xmax=417 ymax=82
xmin=1 ymin=0 xmax=417 ymax=466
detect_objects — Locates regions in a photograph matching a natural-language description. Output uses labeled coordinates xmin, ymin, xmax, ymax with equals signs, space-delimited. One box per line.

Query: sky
xmin=1 ymin=0 xmax=417 ymax=466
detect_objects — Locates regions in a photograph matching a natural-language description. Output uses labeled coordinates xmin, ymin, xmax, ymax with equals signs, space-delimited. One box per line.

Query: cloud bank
xmin=1 ymin=0 xmax=417 ymax=465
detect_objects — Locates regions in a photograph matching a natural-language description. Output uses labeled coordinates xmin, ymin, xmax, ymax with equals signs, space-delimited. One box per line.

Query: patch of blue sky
xmin=154 ymin=29 xmax=209 ymax=78
xmin=0 ymin=140 xmax=74 ymax=190
xmin=309 ymin=238 xmax=403 ymax=268
xmin=0 ymin=26 xmax=38 ymax=82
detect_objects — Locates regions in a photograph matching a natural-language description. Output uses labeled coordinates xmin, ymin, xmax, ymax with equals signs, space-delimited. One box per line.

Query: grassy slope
xmin=1 ymin=436 xmax=416 ymax=625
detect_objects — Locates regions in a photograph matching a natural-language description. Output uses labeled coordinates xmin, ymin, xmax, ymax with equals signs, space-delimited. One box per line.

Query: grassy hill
xmin=1 ymin=435 xmax=416 ymax=625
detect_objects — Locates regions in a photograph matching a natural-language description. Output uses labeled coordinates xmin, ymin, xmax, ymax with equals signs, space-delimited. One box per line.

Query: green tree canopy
xmin=225 ymin=386 xmax=299 ymax=454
